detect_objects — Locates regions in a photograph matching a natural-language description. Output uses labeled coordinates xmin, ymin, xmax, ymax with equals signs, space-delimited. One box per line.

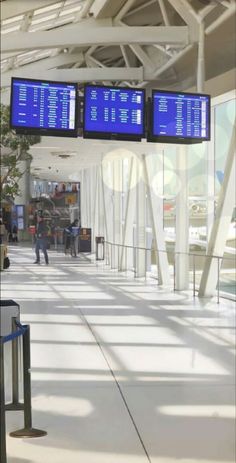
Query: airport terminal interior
xmin=0 ymin=0 xmax=235 ymax=462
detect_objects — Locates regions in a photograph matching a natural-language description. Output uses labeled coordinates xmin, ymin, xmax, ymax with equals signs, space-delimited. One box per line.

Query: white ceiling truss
xmin=1 ymin=0 xmax=235 ymax=92
xmin=0 ymin=0 xmax=235 ymax=182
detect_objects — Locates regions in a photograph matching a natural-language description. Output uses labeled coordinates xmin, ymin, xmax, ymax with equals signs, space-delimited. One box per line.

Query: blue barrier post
xmin=0 ymin=337 xmax=7 ymax=463
xmin=5 ymin=318 xmax=24 ymax=413
xmin=0 ymin=322 xmax=47 ymax=462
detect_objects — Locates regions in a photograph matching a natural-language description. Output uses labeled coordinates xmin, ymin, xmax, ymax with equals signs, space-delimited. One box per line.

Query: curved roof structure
xmin=1 ymin=0 xmax=235 ymax=180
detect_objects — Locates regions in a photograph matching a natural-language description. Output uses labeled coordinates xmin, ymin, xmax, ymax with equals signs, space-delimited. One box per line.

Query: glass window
xmin=215 ymin=99 xmax=235 ymax=195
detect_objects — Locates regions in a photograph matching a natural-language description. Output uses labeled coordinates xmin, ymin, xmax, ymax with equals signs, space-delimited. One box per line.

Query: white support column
xmin=97 ymin=166 xmax=104 ymax=237
xmin=120 ymin=157 xmax=137 ymax=270
xmin=199 ymin=122 xmax=236 ymax=297
xmin=90 ymin=167 xmax=96 ymax=252
xmin=81 ymin=170 xmax=90 ymax=228
xmin=136 ymin=156 xmax=146 ymax=277
xmin=80 ymin=170 xmax=85 ymax=227
xmin=93 ymin=167 xmax=99 ymax=242
xmin=143 ymin=155 xmax=171 ymax=286
xmin=101 ymin=163 xmax=110 ymax=243
xmin=112 ymin=159 xmax=122 ymax=268
xmin=175 ymin=145 xmax=189 ymax=290
xmin=86 ymin=170 xmax=91 ymax=228
xmin=197 ymin=20 xmax=205 ymax=93
xmin=14 ymin=157 xmax=31 ymax=241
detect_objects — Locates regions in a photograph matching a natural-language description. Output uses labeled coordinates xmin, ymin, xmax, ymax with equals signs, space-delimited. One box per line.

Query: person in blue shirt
xmin=34 ymin=212 xmax=49 ymax=265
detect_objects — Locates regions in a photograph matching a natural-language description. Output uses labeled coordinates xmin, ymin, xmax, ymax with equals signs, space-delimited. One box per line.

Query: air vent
xmin=51 ymin=151 xmax=77 ymax=158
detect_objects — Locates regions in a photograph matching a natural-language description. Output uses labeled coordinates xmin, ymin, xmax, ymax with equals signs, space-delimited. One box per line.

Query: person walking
xmin=34 ymin=212 xmax=49 ymax=265
xmin=64 ymin=219 xmax=79 ymax=256
xmin=12 ymin=224 xmax=18 ymax=243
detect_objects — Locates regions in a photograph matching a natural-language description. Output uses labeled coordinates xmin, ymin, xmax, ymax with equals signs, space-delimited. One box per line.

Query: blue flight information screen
xmin=11 ymin=78 xmax=77 ymax=132
xmin=153 ymin=91 xmax=210 ymax=140
xmin=84 ymin=85 xmax=145 ymax=136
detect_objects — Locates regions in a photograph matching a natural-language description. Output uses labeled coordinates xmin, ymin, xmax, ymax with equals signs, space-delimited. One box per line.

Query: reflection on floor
xmin=2 ymin=245 xmax=236 ymax=463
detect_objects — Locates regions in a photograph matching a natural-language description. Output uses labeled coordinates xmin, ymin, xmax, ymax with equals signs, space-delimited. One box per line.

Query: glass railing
xmin=103 ymin=241 xmax=235 ymax=303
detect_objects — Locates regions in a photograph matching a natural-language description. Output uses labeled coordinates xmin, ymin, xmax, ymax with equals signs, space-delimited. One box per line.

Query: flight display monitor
xmin=83 ymin=84 xmax=145 ymax=141
xmin=10 ymin=77 xmax=78 ymax=137
xmin=148 ymin=90 xmax=210 ymax=144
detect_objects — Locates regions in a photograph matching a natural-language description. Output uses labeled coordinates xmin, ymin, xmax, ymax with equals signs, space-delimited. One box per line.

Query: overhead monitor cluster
xmin=10 ymin=77 xmax=211 ymax=144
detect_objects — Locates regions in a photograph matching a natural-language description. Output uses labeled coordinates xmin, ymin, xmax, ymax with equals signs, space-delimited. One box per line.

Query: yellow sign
xmin=65 ymin=194 xmax=77 ymax=205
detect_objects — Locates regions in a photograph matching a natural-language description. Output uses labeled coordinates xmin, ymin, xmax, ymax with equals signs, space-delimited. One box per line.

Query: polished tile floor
xmin=2 ymin=245 xmax=236 ymax=463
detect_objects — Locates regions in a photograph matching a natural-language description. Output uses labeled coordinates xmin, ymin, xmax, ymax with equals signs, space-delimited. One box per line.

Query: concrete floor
xmin=2 ymin=245 xmax=235 ymax=463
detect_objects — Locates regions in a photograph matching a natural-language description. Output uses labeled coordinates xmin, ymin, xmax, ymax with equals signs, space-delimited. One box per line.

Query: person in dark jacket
xmin=34 ymin=213 xmax=49 ymax=265
xmin=64 ymin=219 xmax=79 ymax=255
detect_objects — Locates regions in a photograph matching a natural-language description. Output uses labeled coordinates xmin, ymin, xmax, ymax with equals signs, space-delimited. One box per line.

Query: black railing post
xmin=0 ymin=338 xmax=7 ymax=463
xmin=10 ymin=325 xmax=47 ymax=439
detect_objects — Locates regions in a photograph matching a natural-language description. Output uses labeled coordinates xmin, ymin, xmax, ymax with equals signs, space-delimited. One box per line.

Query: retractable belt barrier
xmin=0 ymin=320 xmax=47 ymax=463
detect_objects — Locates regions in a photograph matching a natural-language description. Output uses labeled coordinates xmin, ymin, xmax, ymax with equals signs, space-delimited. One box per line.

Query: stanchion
xmin=5 ymin=318 xmax=24 ymax=412
xmin=10 ymin=325 xmax=47 ymax=439
xmin=0 ymin=338 xmax=7 ymax=463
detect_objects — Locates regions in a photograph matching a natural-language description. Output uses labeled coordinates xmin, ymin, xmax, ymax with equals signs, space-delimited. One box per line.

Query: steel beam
xmin=1 ymin=26 xmax=189 ymax=53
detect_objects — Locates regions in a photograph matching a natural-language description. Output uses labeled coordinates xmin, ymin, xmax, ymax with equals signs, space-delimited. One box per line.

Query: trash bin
xmin=95 ymin=236 xmax=104 ymax=260
xmin=0 ymin=300 xmax=21 ymax=403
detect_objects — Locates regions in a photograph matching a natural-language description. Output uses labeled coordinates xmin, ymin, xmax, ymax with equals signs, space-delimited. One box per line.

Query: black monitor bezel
xmin=147 ymin=89 xmax=211 ymax=144
xmin=10 ymin=76 xmax=79 ymax=138
xmin=83 ymin=83 xmax=146 ymax=142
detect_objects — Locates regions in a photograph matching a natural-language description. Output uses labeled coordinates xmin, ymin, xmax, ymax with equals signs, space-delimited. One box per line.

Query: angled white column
xmin=143 ymin=155 xmax=171 ymax=286
xmin=101 ymin=160 xmax=114 ymax=265
xmin=199 ymin=122 xmax=236 ymax=297
xmin=175 ymin=145 xmax=189 ymax=290
xmin=207 ymin=107 xmax=215 ymax=241
xmin=136 ymin=156 xmax=146 ymax=277
xmin=120 ymin=157 xmax=137 ymax=271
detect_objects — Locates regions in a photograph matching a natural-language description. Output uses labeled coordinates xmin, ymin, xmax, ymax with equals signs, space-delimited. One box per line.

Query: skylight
xmin=2 ymin=15 xmax=24 ymax=25
xmin=1 ymin=25 xmax=21 ymax=34
xmin=33 ymin=2 xmax=63 ymax=16
xmin=31 ymin=13 xmax=57 ymax=25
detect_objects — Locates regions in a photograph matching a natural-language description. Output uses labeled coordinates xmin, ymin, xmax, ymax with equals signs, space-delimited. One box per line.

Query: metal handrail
xmin=103 ymin=240 xmax=235 ymax=304
xmin=104 ymin=240 xmax=235 ymax=261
